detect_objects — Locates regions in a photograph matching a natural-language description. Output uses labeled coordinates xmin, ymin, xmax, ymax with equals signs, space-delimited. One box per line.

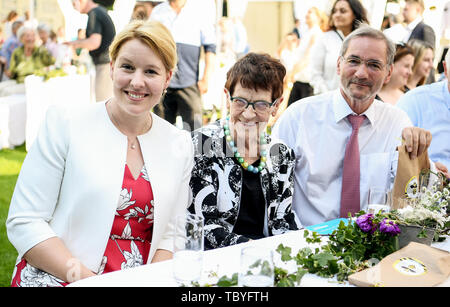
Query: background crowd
xmin=0 ymin=0 xmax=449 ymax=287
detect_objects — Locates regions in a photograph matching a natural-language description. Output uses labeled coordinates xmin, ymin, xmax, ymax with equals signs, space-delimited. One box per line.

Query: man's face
xmin=337 ymin=36 xmax=393 ymax=112
xmin=403 ymin=2 xmax=421 ymax=23
xmin=72 ymin=0 xmax=88 ymax=13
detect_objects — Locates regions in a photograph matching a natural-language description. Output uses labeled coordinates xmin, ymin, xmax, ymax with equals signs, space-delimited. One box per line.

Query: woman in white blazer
xmin=310 ymin=0 xmax=369 ymax=95
xmin=6 ymin=20 xmax=194 ymax=286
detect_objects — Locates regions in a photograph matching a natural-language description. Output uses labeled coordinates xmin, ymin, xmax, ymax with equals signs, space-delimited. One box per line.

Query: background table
xmin=0 ymin=94 xmax=26 ymax=149
xmin=69 ymin=230 xmax=450 ymax=287
xmin=24 ymin=74 xmax=92 ymax=151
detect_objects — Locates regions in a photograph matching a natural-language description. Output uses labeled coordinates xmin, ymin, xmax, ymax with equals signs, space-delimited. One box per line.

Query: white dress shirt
xmin=272 ymin=90 xmax=413 ymax=226
xmin=402 ymin=16 xmax=422 ymax=43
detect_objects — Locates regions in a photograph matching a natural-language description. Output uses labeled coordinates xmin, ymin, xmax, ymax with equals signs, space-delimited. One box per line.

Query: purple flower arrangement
xmin=379 ymin=218 xmax=401 ymax=236
xmin=356 ymin=214 xmax=401 ymax=236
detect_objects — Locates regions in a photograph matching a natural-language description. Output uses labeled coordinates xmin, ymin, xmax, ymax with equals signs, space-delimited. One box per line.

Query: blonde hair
xmin=109 ymin=20 xmax=177 ymax=72
xmin=408 ymin=39 xmax=434 ymax=86
xmin=309 ymin=6 xmax=329 ymax=32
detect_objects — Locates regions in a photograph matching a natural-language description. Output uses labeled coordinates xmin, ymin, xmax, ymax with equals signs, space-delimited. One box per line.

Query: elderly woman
xmin=189 ymin=53 xmax=300 ymax=250
xmin=37 ymin=23 xmax=58 ymax=58
xmin=7 ymin=20 xmax=194 ymax=287
xmin=0 ymin=25 xmax=54 ymax=97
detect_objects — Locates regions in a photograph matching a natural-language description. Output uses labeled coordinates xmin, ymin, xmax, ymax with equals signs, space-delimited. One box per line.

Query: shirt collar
xmin=407 ymin=16 xmax=422 ymax=31
xmin=333 ymin=89 xmax=376 ymax=126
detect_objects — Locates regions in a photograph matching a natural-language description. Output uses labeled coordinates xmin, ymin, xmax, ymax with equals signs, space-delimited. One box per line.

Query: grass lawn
xmin=0 ymin=144 xmax=26 ymax=287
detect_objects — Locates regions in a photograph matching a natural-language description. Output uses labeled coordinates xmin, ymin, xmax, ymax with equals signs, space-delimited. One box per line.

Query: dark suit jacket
xmin=408 ymin=21 xmax=436 ymax=47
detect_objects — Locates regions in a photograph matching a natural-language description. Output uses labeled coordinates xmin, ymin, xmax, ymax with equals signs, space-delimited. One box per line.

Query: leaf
xmin=217 ymin=273 xmax=238 ymax=287
xmin=313 ymin=251 xmax=335 ymax=267
xmin=276 ymin=277 xmax=295 ymax=287
xmin=276 ymin=244 xmax=292 ymax=262
xmin=303 ymin=229 xmax=309 ymax=237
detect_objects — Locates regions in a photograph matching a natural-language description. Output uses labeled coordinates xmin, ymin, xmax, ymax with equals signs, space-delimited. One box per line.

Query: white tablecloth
xmin=0 ymin=94 xmax=26 ymax=149
xmin=68 ymin=230 xmax=450 ymax=287
xmin=24 ymin=74 xmax=92 ymax=151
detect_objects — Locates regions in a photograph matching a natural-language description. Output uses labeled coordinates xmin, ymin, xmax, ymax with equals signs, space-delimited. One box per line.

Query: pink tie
xmin=340 ymin=115 xmax=365 ymax=218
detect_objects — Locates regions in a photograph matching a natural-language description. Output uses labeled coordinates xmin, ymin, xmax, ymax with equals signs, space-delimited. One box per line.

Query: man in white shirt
xmin=272 ymin=26 xmax=432 ymax=227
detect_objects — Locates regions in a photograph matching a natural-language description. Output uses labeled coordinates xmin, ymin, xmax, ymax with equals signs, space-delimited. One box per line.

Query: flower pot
xmin=397 ymin=225 xmax=435 ymax=249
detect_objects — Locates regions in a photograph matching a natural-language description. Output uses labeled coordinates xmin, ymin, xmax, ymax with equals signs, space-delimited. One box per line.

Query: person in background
xmin=189 ymin=53 xmax=300 ymax=250
xmin=7 ymin=20 xmax=194 ymax=287
xmin=406 ymin=39 xmax=434 ymax=90
xmin=150 ymin=0 xmax=216 ymax=131
xmin=383 ymin=13 xmax=408 ymax=44
xmin=131 ymin=2 xmax=150 ymax=21
xmin=37 ymin=23 xmax=58 ymax=58
xmin=21 ymin=11 xmax=38 ymax=30
xmin=397 ymin=50 xmax=450 ymax=178
xmin=402 ymin=0 xmax=435 ymax=48
xmin=377 ymin=43 xmax=415 ymax=105
xmin=0 ymin=25 xmax=54 ymax=97
xmin=292 ymin=19 xmax=301 ymax=39
xmin=287 ymin=6 xmax=327 ymax=106
xmin=272 ymin=26 xmax=432 ymax=227
xmin=0 ymin=20 xmax=23 ymax=75
xmin=67 ymin=0 xmax=116 ymax=102
xmin=2 ymin=10 xmax=18 ymax=39
xmin=310 ymin=0 xmax=369 ymax=95
xmin=276 ymin=31 xmax=300 ymax=81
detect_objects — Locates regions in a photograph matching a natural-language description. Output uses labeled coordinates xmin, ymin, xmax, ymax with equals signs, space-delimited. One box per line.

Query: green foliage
xmin=0 ymin=144 xmax=26 ymax=287
xmin=34 ymin=68 xmax=67 ymax=81
xmin=216 ymin=273 xmax=238 ymax=287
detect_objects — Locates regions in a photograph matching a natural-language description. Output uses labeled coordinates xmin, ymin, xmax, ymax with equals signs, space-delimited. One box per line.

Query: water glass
xmin=173 ymin=213 xmax=204 ymax=285
xmin=367 ymin=187 xmax=392 ymax=215
xmin=239 ymin=246 xmax=274 ymax=287
xmin=418 ymin=170 xmax=444 ymax=195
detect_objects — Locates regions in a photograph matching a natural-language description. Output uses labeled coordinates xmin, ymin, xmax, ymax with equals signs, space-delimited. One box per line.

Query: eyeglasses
xmin=341 ymin=55 xmax=387 ymax=72
xmin=229 ymin=96 xmax=277 ymax=113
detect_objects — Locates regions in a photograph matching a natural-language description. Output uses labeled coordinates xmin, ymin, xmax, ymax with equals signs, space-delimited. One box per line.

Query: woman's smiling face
xmin=227 ymin=83 xmax=278 ymax=144
xmin=110 ymin=38 xmax=172 ymax=117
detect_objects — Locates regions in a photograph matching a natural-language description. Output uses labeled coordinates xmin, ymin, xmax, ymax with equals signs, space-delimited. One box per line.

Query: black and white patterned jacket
xmin=189 ymin=122 xmax=300 ymax=250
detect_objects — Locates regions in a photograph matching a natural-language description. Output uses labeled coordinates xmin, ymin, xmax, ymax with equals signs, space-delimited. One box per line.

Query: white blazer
xmin=6 ymin=102 xmax=194 ymax=273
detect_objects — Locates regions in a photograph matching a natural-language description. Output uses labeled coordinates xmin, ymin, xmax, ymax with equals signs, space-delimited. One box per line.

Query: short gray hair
xmin=37 ymin=23 xmax=51 ymax=34
xmin=17 ymin=25 xmax=36 ymax=41
xmin=340 ymin=24 xmax=396 ymax=66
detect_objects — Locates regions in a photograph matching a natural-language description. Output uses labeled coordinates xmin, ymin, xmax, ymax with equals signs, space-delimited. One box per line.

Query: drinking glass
xmin=239 ymin=246 xmax=274 ymax=287
xmin=173 ymin=213 xmax=204 ymax=285
xmin=418 ymin=170 xmax=444 ymax=196
xmin=367 ymin=187 xmax=392 ymax=214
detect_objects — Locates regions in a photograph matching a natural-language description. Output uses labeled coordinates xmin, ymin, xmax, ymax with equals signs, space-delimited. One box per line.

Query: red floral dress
xmin=11 ymin=165 xmax=154 ymax=287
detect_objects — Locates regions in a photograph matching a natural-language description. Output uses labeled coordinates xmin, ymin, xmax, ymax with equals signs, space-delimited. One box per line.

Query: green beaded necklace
xmin=223 ymin=116 xmax=267 ymax=174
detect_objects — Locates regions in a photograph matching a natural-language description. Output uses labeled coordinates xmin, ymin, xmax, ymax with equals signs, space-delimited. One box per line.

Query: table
xmin=24 ymin=74 xmax=92 ymax=151
xmin=0 ymin=94 xmax=26 ymax=149
xmin=68 ymin=230 xmax=450 ymax=287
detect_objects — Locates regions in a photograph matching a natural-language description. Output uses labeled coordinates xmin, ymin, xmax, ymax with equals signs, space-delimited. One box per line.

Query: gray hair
xmin=340 ymin=24 xmax=396 ymax=66
xmin=37 ymin=23 xmax=51 ymax=34
xmin=16 ymin=25 xmax=36 ymax=40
